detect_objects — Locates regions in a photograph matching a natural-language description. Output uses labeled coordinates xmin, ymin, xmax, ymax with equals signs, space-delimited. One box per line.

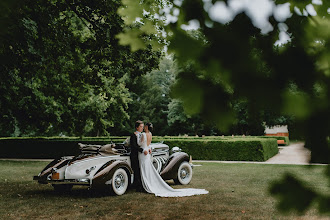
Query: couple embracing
xmin=129 ymin=120 xmax=208 ymax=197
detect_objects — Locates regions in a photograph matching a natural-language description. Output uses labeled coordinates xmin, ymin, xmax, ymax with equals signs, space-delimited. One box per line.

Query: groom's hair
xmin=135 ymin=120 xmax=144 ymax=129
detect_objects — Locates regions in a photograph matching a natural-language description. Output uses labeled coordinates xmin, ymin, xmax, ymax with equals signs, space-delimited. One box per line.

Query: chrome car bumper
xmin=33 ymin=176 xmax=91 ymax=185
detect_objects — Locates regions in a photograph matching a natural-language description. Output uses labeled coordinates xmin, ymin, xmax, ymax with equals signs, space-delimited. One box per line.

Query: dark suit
xmin=129 ymin=132 xmax=143 ymax=190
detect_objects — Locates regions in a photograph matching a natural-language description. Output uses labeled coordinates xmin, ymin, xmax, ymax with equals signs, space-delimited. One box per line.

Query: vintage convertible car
xmin=33 ymin=142 xmax=193 ymax=196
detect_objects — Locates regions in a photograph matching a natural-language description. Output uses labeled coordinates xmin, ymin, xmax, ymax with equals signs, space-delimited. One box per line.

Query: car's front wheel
xmin=153 ymin=157 xmax=162 ymax=173
xmin=111 ymin=168 xmax=128 ymax=196
xmin=174 ymin=161 xmax=192 ymax=185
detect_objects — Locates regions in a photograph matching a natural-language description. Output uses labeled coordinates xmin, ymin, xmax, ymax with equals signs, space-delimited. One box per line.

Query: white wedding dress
xmin=137 ymin=133 xmax=209 ymax=197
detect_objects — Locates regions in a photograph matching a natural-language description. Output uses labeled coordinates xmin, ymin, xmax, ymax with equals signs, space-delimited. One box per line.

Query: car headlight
xmin=171 ymin=146 xmax=181 ymax=154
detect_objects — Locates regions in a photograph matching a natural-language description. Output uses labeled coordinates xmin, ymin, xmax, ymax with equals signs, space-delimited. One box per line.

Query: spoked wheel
xmin=174 ymin=161 xmax=192 ymax=185
xmin=111 ymin=168 xmax=128 ymax=196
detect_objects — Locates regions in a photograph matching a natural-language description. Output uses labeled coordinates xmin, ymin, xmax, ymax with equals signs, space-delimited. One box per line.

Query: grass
xmin=0 ymin=160 xmax=329 ymax=220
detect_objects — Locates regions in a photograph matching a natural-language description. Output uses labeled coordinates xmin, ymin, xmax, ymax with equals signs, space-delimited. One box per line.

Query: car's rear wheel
xmin=174 ymin=161 xmax=192 ymax=185
xmin=52 ymin=184 xmax=73 ymax=192
xmin=111 ymin=168 xmax=128 ymax=196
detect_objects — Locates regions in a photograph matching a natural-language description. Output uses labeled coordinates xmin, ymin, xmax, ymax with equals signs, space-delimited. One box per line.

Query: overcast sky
xmin=176 ymin=0 xmax=322 ymax=45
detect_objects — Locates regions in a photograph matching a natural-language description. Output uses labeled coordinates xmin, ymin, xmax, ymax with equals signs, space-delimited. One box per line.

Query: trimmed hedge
xmin=0 ymin=137 xmax=114 ymax=159
xmin=159 ymin=138 xmax=278 ymax=161
xmin=0 ymin=136 xmax=279 ymax=161
xmin=155 ymin=135 xmax=290 ymax=146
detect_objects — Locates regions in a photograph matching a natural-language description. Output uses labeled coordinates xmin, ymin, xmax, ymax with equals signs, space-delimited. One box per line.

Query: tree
xmin=230 ymin=99 xmax=294 ymax=135
xmin=167 ymin=99 xmax=219 ymax=136
xmin=111 ymin=56 xmax=176 ymax=135
xmin=0 ymin=0 xmax=161 ymax=137
xmin=117 ymin=0 xmax=329 ymax=214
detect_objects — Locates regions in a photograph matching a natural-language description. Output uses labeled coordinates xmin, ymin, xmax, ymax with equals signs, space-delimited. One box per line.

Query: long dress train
xmin=138 ymin=133 xmax=209 ymax=197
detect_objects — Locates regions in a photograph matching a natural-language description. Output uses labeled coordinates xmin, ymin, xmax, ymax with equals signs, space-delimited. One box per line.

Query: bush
xmin=0 ymin=137 xmax=116 ymax=159
xmin=159 ymin=138 xmax=278 ymax=161
xmin=154 ymin=135 xmax=289 ymax=146
xmin=0 ymin=136 xmax=279 ymax=161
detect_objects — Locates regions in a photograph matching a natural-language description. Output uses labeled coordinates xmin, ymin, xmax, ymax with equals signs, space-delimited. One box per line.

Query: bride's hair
xmin=146 ymin=122 xmax=153 ymax=132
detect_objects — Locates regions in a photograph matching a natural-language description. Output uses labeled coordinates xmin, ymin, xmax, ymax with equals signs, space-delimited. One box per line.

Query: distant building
xmin=264 ymin=125 xmax=289 ymax=137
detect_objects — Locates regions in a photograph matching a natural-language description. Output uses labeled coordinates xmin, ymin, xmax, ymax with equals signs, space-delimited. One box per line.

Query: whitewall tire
xmin=111 ymin=168 xmax=128 ymax=196
xmin=175 ymin=161 xmax=192 ymax=185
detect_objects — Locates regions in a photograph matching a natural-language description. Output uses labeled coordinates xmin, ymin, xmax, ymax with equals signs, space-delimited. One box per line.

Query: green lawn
xmin=0 ymin=160 xmax=328 ymax=219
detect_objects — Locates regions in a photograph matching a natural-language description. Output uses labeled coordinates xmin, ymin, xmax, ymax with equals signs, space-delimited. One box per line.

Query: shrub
xmin=154 ymin=135 xmax=290 ymax=145
xmin=0 ymin=137 xmax=115 ymax=159
xmin=0 ymin=136 xmax=278 ymax=161
xmin=158 ymin=138 xmax=278 ymax=161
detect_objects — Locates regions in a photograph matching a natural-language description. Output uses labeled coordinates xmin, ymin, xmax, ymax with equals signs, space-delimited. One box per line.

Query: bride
xmin=137 ymin=122 xmax=209 ymax=197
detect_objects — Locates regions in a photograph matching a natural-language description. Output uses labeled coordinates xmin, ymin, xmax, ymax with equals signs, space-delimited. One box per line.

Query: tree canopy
xmin=0 ymin=0 xmax=161 ymax=137
xmin=0 ymin=0 xmax=276 ymax=138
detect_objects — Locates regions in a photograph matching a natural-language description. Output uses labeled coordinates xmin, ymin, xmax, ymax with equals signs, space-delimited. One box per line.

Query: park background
xmin=0 ymin=0 xmax=329 ymax=219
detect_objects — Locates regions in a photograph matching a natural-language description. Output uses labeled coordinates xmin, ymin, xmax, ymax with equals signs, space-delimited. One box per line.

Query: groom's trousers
xmin=130 ymin=153 xmax=143 ymax=191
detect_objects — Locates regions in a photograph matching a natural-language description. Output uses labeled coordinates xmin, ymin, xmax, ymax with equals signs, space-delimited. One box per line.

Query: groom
xmin=129 ymin=120 xmax=145 ymax=192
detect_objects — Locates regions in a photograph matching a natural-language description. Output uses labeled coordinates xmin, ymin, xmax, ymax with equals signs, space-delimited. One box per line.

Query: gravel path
xmin=265 ymin=142 xmax=311 ymax=165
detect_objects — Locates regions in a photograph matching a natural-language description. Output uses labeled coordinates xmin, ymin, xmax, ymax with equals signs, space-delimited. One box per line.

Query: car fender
xmin=92 ymin=160 xmax=133 ymax=188
xmin=35 ymin=156 xmax=73 ymax=183
xmin=160 ymin=152 xmax=189 ymax=180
